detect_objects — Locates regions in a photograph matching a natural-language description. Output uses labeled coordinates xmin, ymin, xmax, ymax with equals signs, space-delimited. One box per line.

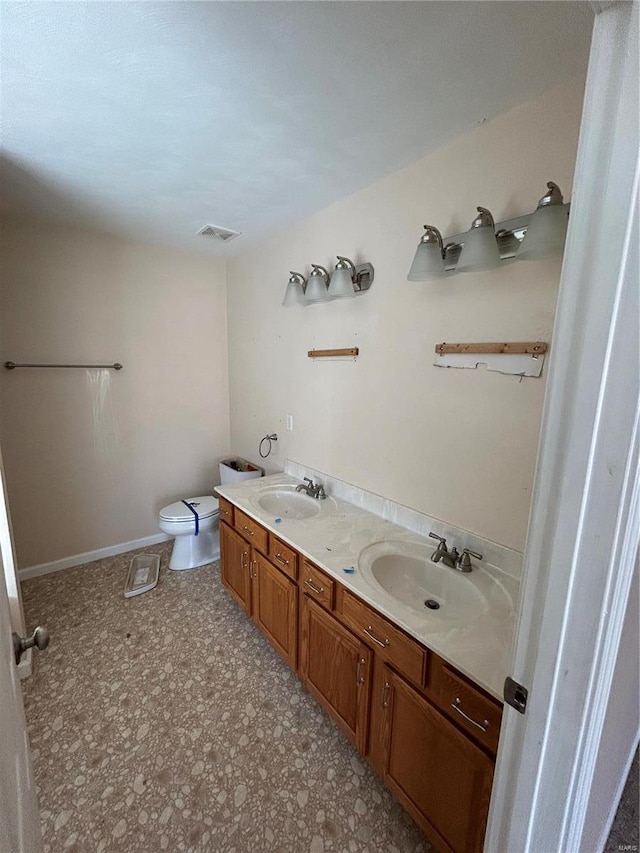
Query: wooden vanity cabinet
xmin=220 ymin=521 xmax=252 ymax=615
xmin=376 ymin=665 xmax=494 ymax=853
xmin=251 ymin=551 xmax=298 ymax=669
xmin=221 ymin=517 xmax=299 ymax=670
xmin=300 ymin=594 xmax=372 ymax=753
xmin=219 ymin=503 xmax=502 ymax=853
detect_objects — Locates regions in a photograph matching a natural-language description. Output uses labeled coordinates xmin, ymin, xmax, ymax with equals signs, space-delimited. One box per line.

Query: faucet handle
xmin=428 ymin=532 xmax=447 ymax=546
xmin=303 ymin=477 xmax=314 ymax=486
xmin=462 ymin=548 xmax=483 ymax=560
xmin=458 ymin=548 xmax=483 ymax=571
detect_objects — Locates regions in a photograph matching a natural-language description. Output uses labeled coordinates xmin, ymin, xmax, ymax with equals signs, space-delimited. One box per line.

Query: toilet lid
xmin=160 ymin=496 xmax=219 ymax=522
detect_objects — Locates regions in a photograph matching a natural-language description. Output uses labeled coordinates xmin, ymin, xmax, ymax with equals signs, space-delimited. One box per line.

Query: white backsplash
xmin=285 ymin=459 xmax=523 ymax=580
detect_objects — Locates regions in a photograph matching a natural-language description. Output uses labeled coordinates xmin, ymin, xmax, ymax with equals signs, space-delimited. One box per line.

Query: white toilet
xmin=159 ymin=459 xmax=262 ymax=571
xmin=159 ymin=495 xmax=220 ymax=570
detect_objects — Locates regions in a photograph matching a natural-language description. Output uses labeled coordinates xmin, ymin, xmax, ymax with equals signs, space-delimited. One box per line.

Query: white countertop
xmin=216 ymin=473 xmax=518 ymax=701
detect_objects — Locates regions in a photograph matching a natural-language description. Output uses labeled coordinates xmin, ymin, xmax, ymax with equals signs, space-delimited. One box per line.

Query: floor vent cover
xmin=196 ymin=224 xmax=241 ymax=242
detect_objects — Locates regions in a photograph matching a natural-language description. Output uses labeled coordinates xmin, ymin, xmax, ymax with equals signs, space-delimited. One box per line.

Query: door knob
xmin=13 ymin=626 xmax=50 ymax=665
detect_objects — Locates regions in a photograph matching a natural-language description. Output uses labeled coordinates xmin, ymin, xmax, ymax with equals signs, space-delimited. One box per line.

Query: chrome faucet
xmin=428 ymin=533 xmax=483 ymax=573
xmin=295 ymin=477 xmax=327 ymax=499
xmin=429 ymin=533 xmax=460 ymax=568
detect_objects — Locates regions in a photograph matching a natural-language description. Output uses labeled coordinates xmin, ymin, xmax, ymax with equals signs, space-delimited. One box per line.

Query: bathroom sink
xmin=358 ymin=540 xmax=495 ymax=630
xmin=252 ymin=485 xmax=322 ymax=520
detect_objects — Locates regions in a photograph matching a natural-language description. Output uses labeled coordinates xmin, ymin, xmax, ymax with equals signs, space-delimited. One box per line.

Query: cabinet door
xmin=300 ymin=595 xmax=371 ymax=754
xmin=380 ymin=667 xmax=494 ymax=853
xmin=220 ymin=522 xmax=251 ymax=614
xmin=252 ymin=552 xmax=297 ymax=669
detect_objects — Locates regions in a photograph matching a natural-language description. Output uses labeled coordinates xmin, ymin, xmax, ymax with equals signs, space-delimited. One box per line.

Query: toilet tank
xmin=219 ymin=458 xmax=263 ymax=485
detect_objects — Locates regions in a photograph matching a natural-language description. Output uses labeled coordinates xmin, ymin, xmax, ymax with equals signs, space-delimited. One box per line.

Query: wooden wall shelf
xmin=308 ymin=348 xmax=359 ymax=359
xmin=435 ymin=342 xmax=548 ymax=356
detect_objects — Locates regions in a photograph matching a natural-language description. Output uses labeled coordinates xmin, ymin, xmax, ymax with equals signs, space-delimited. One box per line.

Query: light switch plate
xmin=286 ymin=414 xmax=294 ymax=431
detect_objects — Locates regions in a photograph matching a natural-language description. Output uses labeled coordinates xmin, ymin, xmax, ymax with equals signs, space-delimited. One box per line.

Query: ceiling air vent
xmin=196 ymin=224 xmax=241 ymax=242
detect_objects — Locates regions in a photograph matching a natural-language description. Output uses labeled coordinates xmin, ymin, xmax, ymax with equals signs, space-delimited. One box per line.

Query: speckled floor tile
xmin=21 ymin=543 xmax=429 ymax=853
xmin=605 ymin=749 xmax=639 ymax=853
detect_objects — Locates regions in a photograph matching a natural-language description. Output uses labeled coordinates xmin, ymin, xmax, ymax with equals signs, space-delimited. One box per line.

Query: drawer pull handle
xmin=381 ymin=681 xmax=391 ymax=708
xmin=364 ymin=627 xmax=389 ymax=648
xmin=304 ymin=579 xmax=324 ymax=595
xmin=451 ymin=697 xmax=489 ymax=733
xmin=274 ymin=553 xmax=290 ymax=566
xmin=241 ymin=526 xmax=254 ymax=536
xmin=356 ymin=657 xmax=366 ymax=685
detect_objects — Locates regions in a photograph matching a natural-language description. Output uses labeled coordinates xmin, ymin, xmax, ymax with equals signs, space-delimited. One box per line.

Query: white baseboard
xmin=18 ymin=533 xmax=171 ymax=581
xmin=597 ymin=731 xmax=640 ymax=853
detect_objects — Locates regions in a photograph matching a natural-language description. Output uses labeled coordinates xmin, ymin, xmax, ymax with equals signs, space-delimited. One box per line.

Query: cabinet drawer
xmin=300 ymin=560 xmax=335 ymax=610
xmin=234 ymin=509 xmax=268 ymax=553
xmin=431 ymin=661 xmax=502 ymax=754
xmin=340 ymin=590 xmax=426 ymax=687
xmin=268 ymin=535 xmax=298 ymax=580
xmin=218 ymin=497 xmax=234 ymax=526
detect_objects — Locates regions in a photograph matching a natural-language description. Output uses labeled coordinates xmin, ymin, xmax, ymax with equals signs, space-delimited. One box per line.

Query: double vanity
xmin=216 ymin=472 xmax=519 ymax=853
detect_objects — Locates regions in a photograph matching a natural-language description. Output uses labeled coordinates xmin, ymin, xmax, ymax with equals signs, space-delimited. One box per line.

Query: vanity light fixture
xmin=455 ymin=207 xmax=502 ymax=273
xmin=517 ymin=181 xmax=569 ymax=260
xmin=328 ymin=256 xmax=375 ymax=299
xmin=304 ymin=264 xmax=332 ymax=304
xmin=407 ymin=225 xmax=448 ymax=281
xmin=282 ymin=257 xmax=375 ymax=306
xmin=282 ymin=271 xmax=307 ymax=307
xmin=406 ymin=180 xmax=570 ymax=280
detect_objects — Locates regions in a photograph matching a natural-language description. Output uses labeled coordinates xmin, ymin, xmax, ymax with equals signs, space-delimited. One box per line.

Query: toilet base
xmin=168 ymin=527 xmax=220 ymax=571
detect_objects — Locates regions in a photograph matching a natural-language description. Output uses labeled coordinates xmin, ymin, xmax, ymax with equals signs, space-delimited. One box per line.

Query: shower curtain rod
xmin=4 ymin=362 xmax=123 ymax=370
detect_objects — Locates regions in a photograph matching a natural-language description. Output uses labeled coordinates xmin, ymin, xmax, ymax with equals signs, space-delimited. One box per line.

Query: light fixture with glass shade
xmin=405 ymin=179 xmax=570 ymax=282
xmin=407 ymin=225 xmax=448 ymax=280
xmin=304 ymin=264 xmax=332 ymax=304
xmin=517 ymin=181 xmax=569 ymax=260
xmin=328 ymin=257 xmax=357 ymax=298
xmin=456 ymin=207 xmax=502 ymax=273
xmin=282 ymin=271 xmax=307 ymax=307
xmin=328 ymin=256 xmax=375 ymax=299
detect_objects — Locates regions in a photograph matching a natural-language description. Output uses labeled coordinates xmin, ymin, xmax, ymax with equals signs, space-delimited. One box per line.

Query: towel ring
xmin=259 ymin=434 xmax=278 ymax=458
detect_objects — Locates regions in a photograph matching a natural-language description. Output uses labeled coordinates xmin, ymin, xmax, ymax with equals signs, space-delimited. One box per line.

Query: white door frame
xmin=486 ymin=2 xmax=639 ymax=851
xmin=0 ymin=464 xmax=43 ymax=851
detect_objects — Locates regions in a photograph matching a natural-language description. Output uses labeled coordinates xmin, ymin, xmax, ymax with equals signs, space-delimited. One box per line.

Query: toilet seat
xmin=160 ymin=495 xmax=219 ymax=523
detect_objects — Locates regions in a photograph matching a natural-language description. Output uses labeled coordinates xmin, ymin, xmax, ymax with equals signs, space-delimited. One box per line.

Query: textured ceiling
xmin=0 ymin=1 xmax=593 ymax=254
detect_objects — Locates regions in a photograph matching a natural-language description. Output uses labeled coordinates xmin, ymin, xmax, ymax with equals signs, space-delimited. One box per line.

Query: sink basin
xmin=358 ymin=540 xmax=492 ymax=630
xmin=253 ymin=485 xmax=322 ymax=520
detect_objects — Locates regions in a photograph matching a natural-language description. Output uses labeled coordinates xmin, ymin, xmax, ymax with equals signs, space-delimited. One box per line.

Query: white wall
xmin=0 ymin=219 xmax=230 ymax=568
xmin=226 ymin=75 xmax=586 ymax=552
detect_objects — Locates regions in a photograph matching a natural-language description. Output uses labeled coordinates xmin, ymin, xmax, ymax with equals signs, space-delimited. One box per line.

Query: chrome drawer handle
xmin=241 ymin=526 xmax=254 ymax=536
xmin=451 ymin=697 xmax=489 ymax=733
xmin=356 ymin=657 xmax=366 ymax=685
xmin=274 ymin=553 xmax=290 ymax=566
xmin=364 ymin=627 xmax=389 ymax=648
xmin=381 ymin=681 xmax=391 ymax=708
xmin=304 ymin=579 xmax=324 ymax=595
